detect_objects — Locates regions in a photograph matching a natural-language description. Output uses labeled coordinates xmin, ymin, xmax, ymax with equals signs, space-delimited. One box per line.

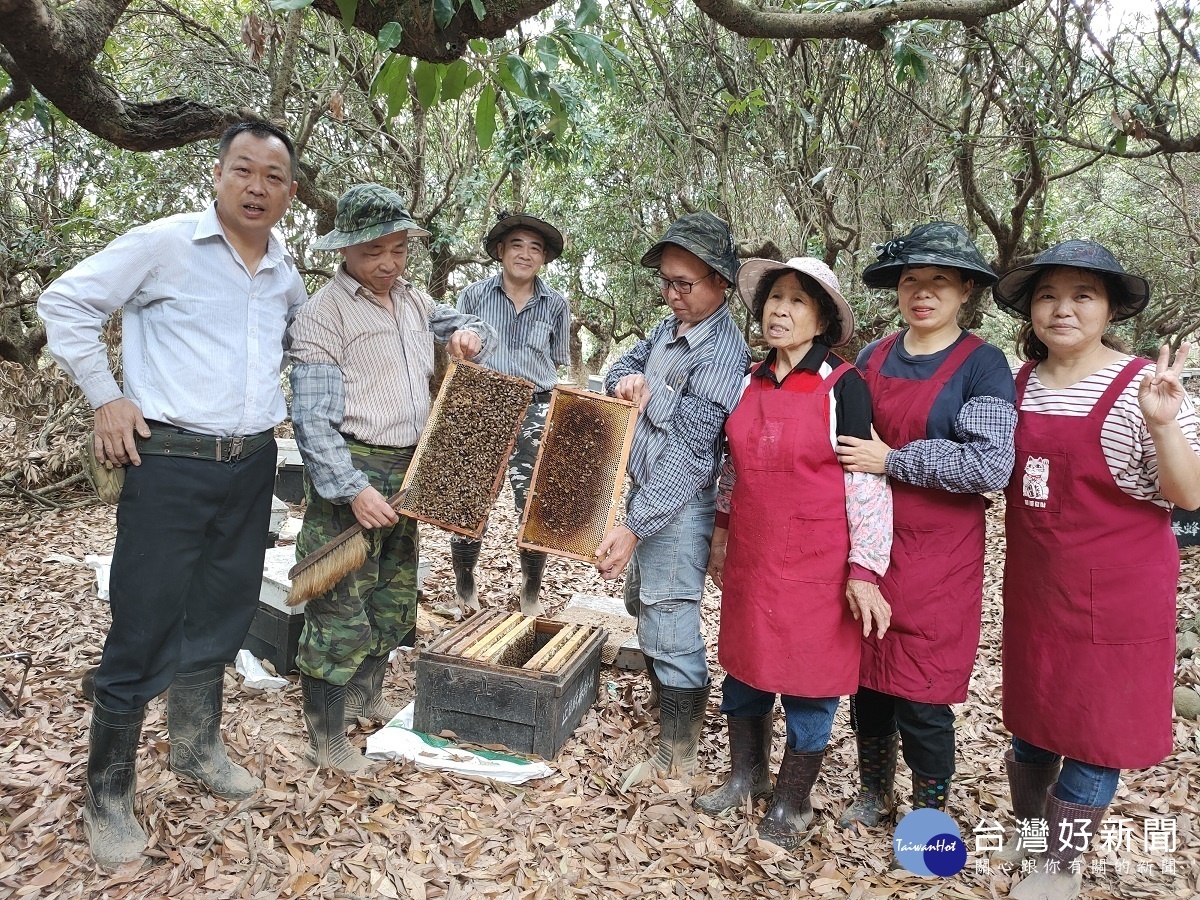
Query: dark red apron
xmin=859 ymin=332 xmax=987 ymax=705
xmin=1003 ymin=358 xmax=1178 ymax=769
xmin=718 ymin=362 xmax=860 ymax=697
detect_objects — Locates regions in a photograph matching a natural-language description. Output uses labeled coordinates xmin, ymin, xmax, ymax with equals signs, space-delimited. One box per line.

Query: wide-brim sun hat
xmin=312 ymin=183 xmax=430 ymax=251
xmin=640 ymin=210 xmax=740 ymax=286
xmin=862 ymin=221 xmax=997 ymax=289
xmin=736 ymin=257 xmax=856 ymax=348
xmin=484 ymin=212 xmax=564 ymax=263
xmin=993 ymin=239 xmax=1150 ymax=322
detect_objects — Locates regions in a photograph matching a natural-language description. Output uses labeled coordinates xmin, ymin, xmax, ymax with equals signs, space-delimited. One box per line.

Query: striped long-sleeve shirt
xmin=605 ymin=303 xmax=750 ymax=538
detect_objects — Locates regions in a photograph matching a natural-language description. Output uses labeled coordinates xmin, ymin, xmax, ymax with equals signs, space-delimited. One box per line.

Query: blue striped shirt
xmin=455 ymin=273 xmax=570 ymax=391
xmin=605 ymin=302 xmax=750 ymax=538
xmin=38 ymin=203 xmax=307 ymax=436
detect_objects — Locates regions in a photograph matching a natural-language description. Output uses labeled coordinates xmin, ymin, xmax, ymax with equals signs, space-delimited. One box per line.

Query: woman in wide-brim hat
xmin=835 ymin=222 xmax=1018 ymax=830
xmin=698 ymin=257 xmax=894 ymax=850
xmin=992 ymin=240 xmax=1200 ymax=899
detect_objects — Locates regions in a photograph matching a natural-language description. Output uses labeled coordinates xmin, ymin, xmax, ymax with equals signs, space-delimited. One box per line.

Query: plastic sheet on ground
xmin=235 ymin=648 xmax=289 ymax=690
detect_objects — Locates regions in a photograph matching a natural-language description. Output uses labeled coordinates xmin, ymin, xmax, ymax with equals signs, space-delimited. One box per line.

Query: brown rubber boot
xmin=1009 ymin=785 xmax=1108 ymax=900
xmin=644 ymin=654 xmax=662 ymax=712
xmin=694 ymin=713 xmax=773 ymax=814
xmin=757 ymin=747 xmax=825 ymax=850
xmin=838 ymin=731 xmax=898 ymax=829
xmin=518 ymin=549 xmax=546 ymax=617
xmin=343 ymin=654 xmax=399 ymax=726
xmin=83 ymin=700 xmax=147 ymax=869
xmin=167 ymin=667 xmax=262 ymax=799
xmin=302 ymin=675 xmax=369 ymax=774
xmin=621 ymin=683 xmax=709 ymax=790
xmin=993 ymin=749 xmax=1062 ymax=867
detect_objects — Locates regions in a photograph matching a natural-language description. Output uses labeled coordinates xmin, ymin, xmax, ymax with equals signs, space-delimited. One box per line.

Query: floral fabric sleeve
xmin=845 ymin=471 xmax=891 ymax=583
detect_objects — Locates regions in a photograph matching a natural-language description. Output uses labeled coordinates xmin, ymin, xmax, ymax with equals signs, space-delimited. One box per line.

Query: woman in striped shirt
xmin=993 ymin=240 xmax=1200 ymax=900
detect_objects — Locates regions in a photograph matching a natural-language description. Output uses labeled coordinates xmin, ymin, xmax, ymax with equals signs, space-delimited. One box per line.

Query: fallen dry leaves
xmin=1 ymin=485 xmax=1198 ymax=900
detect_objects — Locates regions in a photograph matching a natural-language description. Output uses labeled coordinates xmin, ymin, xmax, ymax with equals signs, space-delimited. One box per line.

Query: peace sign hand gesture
xmin=1138 ymin=343 xmax=1192 ymax=428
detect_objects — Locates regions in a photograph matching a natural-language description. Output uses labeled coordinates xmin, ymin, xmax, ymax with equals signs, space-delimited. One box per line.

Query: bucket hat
xmin=736 ymin=257 xmax=856 ymax=348
xmin=640 ymin=211 xmax=740 ymax=286
xmin=862 ymin=221 xmax=997 ymax=289
xmin=993 ymin=239 xmax=1150 ymax=322
xmin=485 ymin=212 xmax=564 ymax=263
xmin=312 ymin=184 xmax=430 ymax=251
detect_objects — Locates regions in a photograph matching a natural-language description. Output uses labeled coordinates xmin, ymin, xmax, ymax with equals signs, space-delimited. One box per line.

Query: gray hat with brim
xmin=737 ymin=257 xmax=856 ymax=348
xmin=640 ymin=211 xmax=740 ymax=286
xmin=862 ymin=221 xmax=997 ymax=289
xmin=312 ymin=183 xmax=430 ymax=251
xmin=993 ymin=239 xmax=1150 ymax=322
xmin=485 ymin=213 xmax=564 ymax=263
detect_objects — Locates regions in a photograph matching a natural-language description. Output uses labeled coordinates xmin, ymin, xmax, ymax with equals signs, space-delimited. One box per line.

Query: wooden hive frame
xmin=398 ymin=359 xmax=534 ymax=538
xmin=517 ymin=386 xmax=639 ymax=562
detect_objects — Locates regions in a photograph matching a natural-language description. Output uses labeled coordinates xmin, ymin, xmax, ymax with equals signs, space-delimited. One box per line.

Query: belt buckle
xmin=221 ymin=436 xmax=245 ymax=462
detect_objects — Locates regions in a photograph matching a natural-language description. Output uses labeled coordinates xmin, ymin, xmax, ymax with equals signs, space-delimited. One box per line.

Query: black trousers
xmin=850 ymin=685 xmax=956 ymax=780
xmin=93 ymin=442 xmax=276 ymax=711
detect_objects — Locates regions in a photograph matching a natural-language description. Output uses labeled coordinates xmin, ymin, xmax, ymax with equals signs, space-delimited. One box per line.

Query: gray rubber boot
xmin=302 ymin=675 xmax=369 ymax=774
xmin=993 ymin=749 xmax=1062 ymax=867
xmin=758 ymin=748 xmax=825 ymax=850
xmin=621 ymin=683 xmax=710 ymax=789
xmin=694 ymin=713 xmax=774 ymax=813
xmin=167 ymin=666 xmax=262 ymax=799
xmin=518 ymin=549 xmax=546 ymax=617
xmin=343 ymin=654 xmax=399 ymax=726
xmin=451 ymin=540 xmax=482 ymax=613
xmin=83 ymin=700 xmax=147 ymax=869
xmin=1009 ymin=785 xmax=1108 ymax=900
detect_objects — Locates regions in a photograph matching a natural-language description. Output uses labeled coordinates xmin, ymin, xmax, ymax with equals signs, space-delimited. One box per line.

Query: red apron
xmin=1003 ymin=359 xmax=1178 ymax=769
xmin=859 ymin=332 xmax=988 ymax=704
xmin=718 ymin=362 xmax=860 ymax=698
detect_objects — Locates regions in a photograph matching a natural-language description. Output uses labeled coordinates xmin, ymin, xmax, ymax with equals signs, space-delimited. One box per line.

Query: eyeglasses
xmin=657 ymin=271 xmax=716 ymax=295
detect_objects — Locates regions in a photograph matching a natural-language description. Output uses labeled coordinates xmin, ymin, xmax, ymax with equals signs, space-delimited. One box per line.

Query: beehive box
xmin=399 ymin=360 xmax=534 ymax=538
xmin=243 ymin=546 xmax=306 ymax=674
xmin=518 ymin=387 xmax=638 ymax=562
xmin=413 ymin=609 xmax=606 ymax=758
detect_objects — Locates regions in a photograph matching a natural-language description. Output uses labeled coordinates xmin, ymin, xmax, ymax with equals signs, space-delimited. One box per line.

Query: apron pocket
xmin=1090 ymin=565 xmax=1175 ymax=645
xmin=780 ymin=515 xmax=848 ymax=584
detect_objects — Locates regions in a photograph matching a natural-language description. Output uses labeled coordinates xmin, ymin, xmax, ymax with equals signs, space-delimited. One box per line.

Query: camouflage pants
xmin=450 ymin=400 xmax=547 ymax=548
xmin=296 ymin=441 xmax=417 ymax=684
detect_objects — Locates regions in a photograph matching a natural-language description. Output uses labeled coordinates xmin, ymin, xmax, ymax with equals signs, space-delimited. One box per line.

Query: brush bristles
xmin=286 ymin=534 xmax=368 ymax=605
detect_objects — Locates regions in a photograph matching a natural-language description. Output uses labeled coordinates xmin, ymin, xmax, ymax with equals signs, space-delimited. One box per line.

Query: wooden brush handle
xmin=286 ymin=488 xmax=407 ymax=580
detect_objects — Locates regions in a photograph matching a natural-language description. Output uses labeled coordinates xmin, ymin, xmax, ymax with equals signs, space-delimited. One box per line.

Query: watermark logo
xmin=893 ymin=809 xmax=967 ymax=877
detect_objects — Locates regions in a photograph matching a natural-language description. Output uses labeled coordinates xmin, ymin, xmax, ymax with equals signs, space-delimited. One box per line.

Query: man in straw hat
xmin=446 ymin=212 xmax=570 ymax=619
xmin=38 ymin=121 xmax=307 ymax=868
xmin=288 ymin=183 xmax=495 ymax=772
xmin=596 ymin=211 xmax=751 ymax=789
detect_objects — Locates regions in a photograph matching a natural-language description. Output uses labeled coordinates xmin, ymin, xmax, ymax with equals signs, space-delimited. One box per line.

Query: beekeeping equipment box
xmin=413 ymin=609 xmax=607 ymax=758
xmin=243 ymin=546 xmax=306 ymax=674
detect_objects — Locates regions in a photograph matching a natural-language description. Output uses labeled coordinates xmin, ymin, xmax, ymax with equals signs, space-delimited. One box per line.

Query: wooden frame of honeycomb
xmin=398 ymin=359 xmax=534 ymax=538
xmin=517 ymin=386 xmax=639 ymax=562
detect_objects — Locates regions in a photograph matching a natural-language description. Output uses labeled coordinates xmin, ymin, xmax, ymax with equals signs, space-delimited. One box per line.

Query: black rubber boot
xmin=301 ymin=675 xmax=369 ymax=773
xmin=167 ymin=666 xmax=262 ymax=799
xmin=838 ymin=731 xmax=899 ymax=830
xmin=518 ymin=549 xmax=546 ymax=617
xmin=451 ymin=540 xmax=482 ymax=613
xmin=993 ymin=749 xmax=1062 ymax=867
xmin=343 ymin=654 xmax=399 ymax=726
xmin=643 ymin=653 xmax=662 ymax=712
xmin=621 ymin=683 xmax=710 ymax=789
xmin=81 ymin=665 xmax=98 ymax=701
xmin=83 ymin=700 xmax=147 ymax=869
xmin=694 ymin=713 xmax=773 ymax=813
xmin=912 ymin=771 xmax=951 ymax=811
xmin=1009 ymin=785 xmax=1108 ymax=900
xmin=758 ymin=747 xmax=825 ymax=850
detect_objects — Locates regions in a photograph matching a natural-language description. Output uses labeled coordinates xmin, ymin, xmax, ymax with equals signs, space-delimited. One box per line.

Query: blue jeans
xmin=720 ymin=675 xmax=839 ymax=752
xmin=623 ymin=486 xmax=716 ymax=689
xmin=1012 ymin=736 xmax=1120 ymax=807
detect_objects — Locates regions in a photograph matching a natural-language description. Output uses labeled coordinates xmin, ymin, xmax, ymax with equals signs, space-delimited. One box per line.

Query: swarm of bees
xmin=400 ymin=361 xmax=533 ymax=536
xmin=519 ymin=389 xmax=638 ymax=561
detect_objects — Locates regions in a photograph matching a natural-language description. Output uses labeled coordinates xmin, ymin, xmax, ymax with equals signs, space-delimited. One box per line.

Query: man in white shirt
xmin=38 ymin=121 xmax=307 ymax=869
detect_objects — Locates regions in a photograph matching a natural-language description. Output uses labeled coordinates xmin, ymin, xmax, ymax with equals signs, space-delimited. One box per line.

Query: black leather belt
xmin=532 ymin=390 xmax=553 ymax=404
xmin=139 ymin=422 xmax=274 ymax=462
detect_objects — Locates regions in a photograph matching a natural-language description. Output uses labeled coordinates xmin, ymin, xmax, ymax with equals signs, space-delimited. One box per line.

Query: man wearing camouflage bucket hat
xmin=288 ymin=184 xmax=497 ymax=772
xmin=446 ymin=211 xmax=571 ymax=620
xmin=595 ymin=211 xmax=751 ymax=789
xmin=835 ymin=221 xmax=1017 ymax=833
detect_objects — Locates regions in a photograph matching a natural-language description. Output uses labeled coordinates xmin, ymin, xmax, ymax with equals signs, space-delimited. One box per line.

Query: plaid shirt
xmin=455 ymin=272 xmax=570 ymax=392
xmin=605 ymin=303 xmax=750 ymax=538
xmin=289 ymin=266 xmax=496 ymax=503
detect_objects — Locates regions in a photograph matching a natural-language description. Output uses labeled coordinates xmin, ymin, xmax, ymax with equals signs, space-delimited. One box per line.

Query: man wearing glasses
xmin=596 ymin=211 xmax=751 ymax=789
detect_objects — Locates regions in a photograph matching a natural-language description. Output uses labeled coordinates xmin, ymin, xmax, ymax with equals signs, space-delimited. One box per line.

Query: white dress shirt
xmin=38 ymin=203 xmax=308 ymax=437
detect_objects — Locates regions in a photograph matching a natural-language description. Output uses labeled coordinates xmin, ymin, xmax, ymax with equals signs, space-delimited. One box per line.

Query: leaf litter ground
xmin=1 ymin=488 xmax=1198 ymax=899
